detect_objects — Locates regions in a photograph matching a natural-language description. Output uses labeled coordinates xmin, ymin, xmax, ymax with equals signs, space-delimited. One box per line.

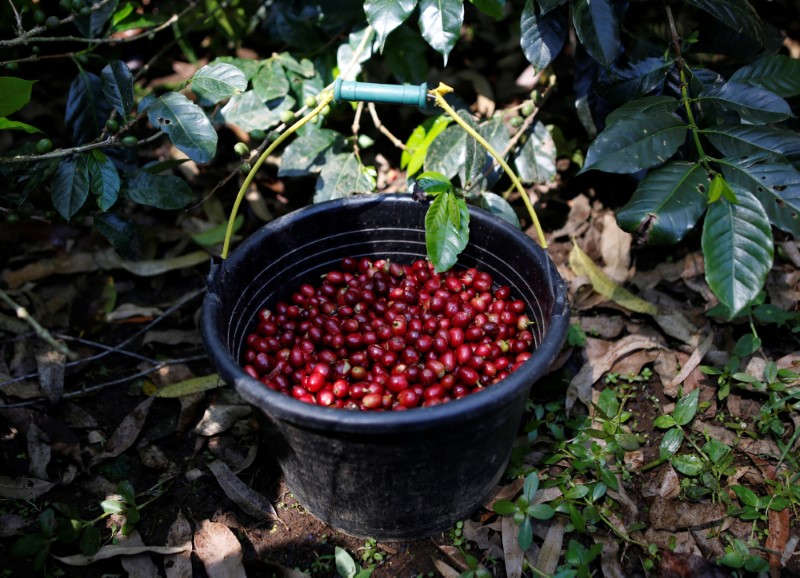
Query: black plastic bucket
xmin=201 ymin=193 xmax=569 ymax=540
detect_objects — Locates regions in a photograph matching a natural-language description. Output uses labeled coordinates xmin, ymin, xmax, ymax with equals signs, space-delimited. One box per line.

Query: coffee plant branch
xmin=0 ymin=0 xmax=115 ymax=47
xmin=367 ymin=102 xmax=406 ymax=150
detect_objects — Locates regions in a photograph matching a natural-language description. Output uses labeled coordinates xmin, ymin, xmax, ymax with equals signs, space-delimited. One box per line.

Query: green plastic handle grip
xmin=334 ymin=78 xmax=428 ymax=109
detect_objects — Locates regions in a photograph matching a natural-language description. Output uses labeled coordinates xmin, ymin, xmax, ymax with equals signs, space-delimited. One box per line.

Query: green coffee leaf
xmin=66 ymin=71 xmax=112 ymax=145
xmin=402 ymin=115 xmax=452 ymax=176
xmin=704 ymin=125 xmax=800 ymax=167
xmin=364 ymin=0 xmax=417 ymax=52
xmin=143 ymin=92 xmax=217 ymax=163
xmin=702 ymin=186 xmax=774 ymax=318
xmin=514 ymin=121 xmax=557 ymax=184
xmin=279 ymin=128 xmax=341 ymax=177
xmin=418 ymin=0 xmax=464 ymax=65
xmin=673 ymin=389 xmax=700 ymax=426
xmin=220 ymin=91 xmax=295 ymax=132
xmin=52 ymin=156 xmax=90 ymax=221
xmin=659 ymin=427 xmax=684 ymax=460
xmin=719 ymin=551 xmax=745 ymax=569
xmin=73 ymin=0 xmax=118 ymax=37
xmin=480 ymin=192 xmax=520 ymax=227
xmin=582 ymin=110 xmax=687 ymax=174
xmin=730 ymin=55 xmax=800 ymax=98
xmin=337 ymin=27 xmax=375 ymax=81
xmin=0 ymin=77 xmax=36 ymax=117
xmin=615 ymin=433 xmax=640 ymax=451
xmin=671 ymin=454 xmax=704 ymax=476
xmin=537 ymin=0 xmax=568 ymax=13
xmin=192 ymin=63 xmax=247 ymax=104
xmin=252 ymin=60 xmax=289 ymax=103
xmin=314 ymin=153 xmax=376 ymax=202
xmin=425 ymin=123 xmax=466 ymax=180
xmin=733 ymin=334 xmax=761 ymax=357
xmin=38 ymin=509 xmax=56 ymax=537
xmin=684 ymin=0 xmax=763 ymax=44
xmin=94 ymin=213 xmax=140 ymax=260
xmin=385 ymin=24 xmax=429 ymax=84
xmin=520 ymin=0 xmax=567 ymax=70
xmin=708 ymin=173 xmax=737 ymax=204
xmin=416 ymin=170 xmax=452 ymax=194
xmin=721 ymin=154 xmax=800 ymax=237
xmin=0 ymin=118 xmax=42 ymax=133
xmin=697 ymin=82 xmax=793 ymax=125
xmin=470 ymin=0 xmax=505 ymax=18
xmin=274 ymin=53 xmax=315 ymax=78
xmin=616 ymin=161 xmax=708 ymax=245
xmin=460 ymin=110 xmax=485 ymax=187
xmin=492 ymin=499 xmax=517 ymax=515
xmin=572 ymin=0 xmax=620 ymax=66
xmin=101 ymin=61 xmax=134 ymax=116
xmin=87 ymin=150 xmax=120 ymax=211
xmin=518 ymin=516 xmax=533 ymax=550
xmin=606 ymin=96 xmax=680 ymax=127
xmin=425 ymin=191 xmax=469 ymax=273
xmin=210 ymin=56 xmax=260 ymax=81
xmin=122 ymin=169 xmax=195 ymax=210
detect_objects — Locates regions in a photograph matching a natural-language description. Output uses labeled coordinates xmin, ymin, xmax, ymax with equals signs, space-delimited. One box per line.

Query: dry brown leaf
xmin=432 ymin=559 xmax=461 ymax=578
xmin=119 ymin=530 xmax=160 ymax=578
xmin=657 ymin=549 xmax=727 ymax=577
xmin=194 ymin=404 xmax=251 ymax=436
xmin=58 ymin=402 xmax=99 ymax=428
xmin=691 ymin=421 xmax=782 ymax=459
xmin=106 ymin=303 xmax=165 ymax=322
xmin=550 ymin=194 xmax=592 ymax=240
xmin=669 ymin=331 xmax=714 ymax=392
xmin=781 ymin=535 xmax=800 ymax=567
xmin=26 ymin=422 xmax=50 ymax=480
xmin=777 ymin=351 xmax=799 ymax=371
xmin=534 ymin=517 xmax=564 ymax=575
xmin=437 ymin=544 xmax=469 ymax=571
xmin=0 ymin=513 xmax=32 ymax=537
xmin=177 ymin=392 xmax=206 ymax=433
xmin=0 ymin=475 xmax=55 ymax=499
xmin=207 ymin=459 xmax=279 ymax=523
xmin=485 ymin=478 xmax=525 ymax=509
xmin=36 ymin=348 xmax=65 ymax=404
xmin=137 ymin=444 xmax=178 ymax=474
xmin=54 ymin=544 xmax=188 ymax=566
xmin=579 ymin=314 xmax=624 ymax=339
xmin=641 ymin=465 xmax=680 ymax=499
xmin=462 ymin=519 xmax=504 ymax=561
xmin=649 ymin=496 xmax=726 ymax=530
xmin=143 ymin=329 xmax=203 ymax=346
xmin=193 ymin=519 xmax=247 ymax=578
xmin=600 ymin=212 xmax=632 ymax=284
xmin=165 ymin=511 xmax=193 ymax=578
xmin=90 ymin=397 xmax=154 ymax=466
xmin=566 ymin=335 xmax=665 ymax=412
xmin=643 ymin=529 xmax=701 ymax=556
xmin=767 ymin=507 xmax=790 ymax=578
xmin=594 ymin=537 xmax=626 ymax=578
xmin=501 ymin=514 xmax=524 ymax=578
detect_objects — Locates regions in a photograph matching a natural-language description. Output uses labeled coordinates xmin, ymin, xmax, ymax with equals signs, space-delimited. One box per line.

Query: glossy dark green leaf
xmin=10 ymin=533 xmax=47 ymax=557
xmin=79 ymin=526 xmax=101 ymax=556
xmin=492 ymin=499 xmax=517 ymax=515
xmin=73 ymin=0 xmax=118 ymax=37
xmin=460 ymin=110 xmax=485 ymax=187
xmin=729 ymin=55 xmax=800 ymax=98
xmin=606 ymin=96 xmax=680 ymax=127
xmin=721 ymin=155 xmax=800 ymax=237
xmin=38 ymin=509 xmax=55 ymax=537
xmin=520 ymin=0 xmax=568 ymax=71
xmin=101 ymin=61 xmax=134 ymax=116
xmin=470 ymin=0 xmax=504 ymax=18
xmin=402 ymin=116 xmax=452 ymax=176
xmin=514 ymin=121 xmax=556 ymax=183
xmin=704 ymin=125 xmax=800 ymax=167
xmin=572 ymin=0 xmax=620 ymax=67
xmin=564 ymin=484 xmax=590 ymax=500
xmin=0 ymin=76 xmax=36 ymax=117
xmin=673 ymin=389 xmax=700 ymax=426
xmin=51 ymin=156 xmax=90 ymax=221
xmin=671 ymin=454 xmax=704 ymax=476
xmin=143 ymin=92 xmax=217 ymax=163
xmin=364 ymin=0 xmax=417 ymax=51
xmin=210 ymin=56 xmax=260 ymax=81
xmin=419 ymin=0 xmax=464 ymax=65
xmin=595 ymin=387 xmax=618 ymax=419
xmin=659 ymin=427 xmax=684 ymax=460
xmin=597 ymin=58 xmax=672 ymax=104
xmin=87 ymin=149 xmax=120 ymax=211
xmin=54 ymin=518 xmax=81 ymax=544
xmin=582 ymin=110 xmax=687 ymax=174
xmin=66 ymin=71 xmax=112 ymax=145
xmin=279 ymin=128 xmax=341 ymax=177
xmin=537 ymin=0 xmax=568 ymax=14
xmin=425 ymin=191 xmax=470 ymax=273
xmin=94 ymin=212 xmax=141 ymax=259
xmin=480 ymin=192 xmax=520 ymax=227
xmin=220 ymin=91 xmax=296 ymax=132
xmin=653 ymin=415 xmax=677 ymax=429
xmin=684 ymin=0 xmax=763 ymax=44
xmin=252 ymin=60 xmax=289 ymax=103
xmin=731 ymin=485 xmax=760 ymax=507
xmin=417 ymin=170 xmax=452 ymax=193
xmin=523 ymin=472 xmax=539 ymax=501
xmin=698 ymin=82 xmax=793 ymax=125
xmin=385 ymin=24 xmax=429 ymax=84
xmin=192 ymin=63 xmax=247 ymax=104
xmin=425 ymin=123 xmax=467 ymax=179
xmin=122 ymin=169 xmax=195 ymax=209
xmin=708 ymin=173 xmax=736 ymax=203
xmin=314 ymin=153 xmax=376 ymax=202
xmin=518 ymin=516 xmax=533 ymax=550
xmin=616 ymin=161 xmax=709 ymax=245
xmin=0 ymin=118 xmax=41 ymax=133
xmin=702 ymin=186 xmax=773 ymax=318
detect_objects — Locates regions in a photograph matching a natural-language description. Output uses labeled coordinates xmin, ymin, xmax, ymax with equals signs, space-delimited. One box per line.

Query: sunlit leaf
xmin=220 ymin=91 xmax=295 ymax=133
xmin=480 ymin=192 xmax=520 ymax=227
xmin=314 ymin=152 xmax=376 ymax=202
xmin=192 ymin=63 xmax=247 ymax=104
xmin=252 ymin=60 xmax=289 ymax=103
xmin=0 ymin=76 xmax=36 ymax=117
xmin=418 ymin=0 xmax=464 ymax=65
xmin=143 ymin=92 xmax=217 ymax=163
xmin=425 ymin=191 xmax=469 ymax=272
xmin=520 ymin=0 xmax=567 ymax=70
xmin=364 ymin=0 xmax=417 ymax=51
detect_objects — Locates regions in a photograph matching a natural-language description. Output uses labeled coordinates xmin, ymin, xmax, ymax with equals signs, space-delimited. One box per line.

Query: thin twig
xmin=352 ymin=101 xmax=364 ymax=161
xmin=367 ymin=102 xmax=406 ymax=150
xmin=0 ymin=288 xmax=77 ymax=360
xmin=0 ymin=0 xmax=113 ymax=47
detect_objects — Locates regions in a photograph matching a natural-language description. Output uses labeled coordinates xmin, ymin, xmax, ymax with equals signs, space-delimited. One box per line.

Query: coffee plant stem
xmin=221 ymin=91 xmax=335 ymax=259
xmin=429 ymin=83 xmax=548 ymax=249
xmin=594 ymin=507 xmax=649 ymax=549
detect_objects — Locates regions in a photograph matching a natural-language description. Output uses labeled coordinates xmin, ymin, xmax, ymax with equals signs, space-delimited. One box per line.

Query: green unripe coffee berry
xmin=59 ymin=0 xmax=71 ymax=11
xmin=5 ymin=62 xmax=19 ymax=71
xmin=5 ymin=213 xmax=20 ymax=224
xmin=72 ymin=0 xmax=84 ymax=10
xmin=266 ymin=131 xmax=280 ymax=143
xmin=121 ymin=135 xmax=138 ymax=147
xmin=510 ymin=116 xmax=523 ymax=128
xmin=320 ymin=104 xmax=331 ymax=117
xmin=521 ymin=102 xmax=535 ymax=117
xmin=279 ymin=110 xmax=295 ymax=124
xmin=249 ymin=129 xmax=266 ymax=141
xmin=309 ymin=115 xmax=319 ymax=124
xmin=240 ymin=162 xmax=252 ymax=174
xmin=105 ymin=118 xmax=119 ymax=132
xmin=32 ymin=46 xmax=40 ymax=54
xmin=45 ymin=15 xmax=60 ymax=28
xmin=304 ymin=95 xmax=317 ymax=108
xmin=233 ymin=142 xmax=250 ymax=157
xmin=33 ymin=10 xmax=46 ymax=24
xmin=35 ymin=138 xmax=53 ymax=154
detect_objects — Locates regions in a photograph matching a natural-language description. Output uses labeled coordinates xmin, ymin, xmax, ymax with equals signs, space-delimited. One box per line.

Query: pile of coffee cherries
xmin=241 ymin=257 xmax=535 ymax=410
